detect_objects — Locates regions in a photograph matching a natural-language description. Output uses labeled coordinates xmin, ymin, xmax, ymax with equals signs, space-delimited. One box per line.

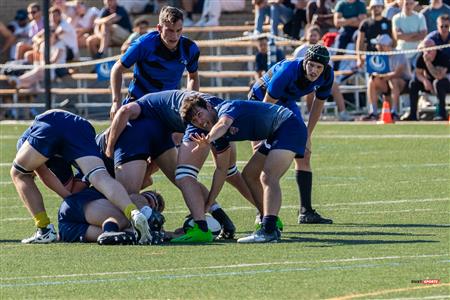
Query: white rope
xmin=0 ymin=32 xmax=448 ymax=70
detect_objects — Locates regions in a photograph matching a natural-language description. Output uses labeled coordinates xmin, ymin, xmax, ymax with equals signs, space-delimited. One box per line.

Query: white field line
xmin=1 ymin=198 xmax=449 ymax=221
xmin=385 ymin=296 xmax=450 ymax=300
xmin=0 ymin=254 xmax=445 ymax=283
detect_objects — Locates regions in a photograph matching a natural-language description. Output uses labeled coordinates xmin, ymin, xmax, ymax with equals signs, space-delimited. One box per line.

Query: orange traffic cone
xmin=377 ymin=101 xmax=394 ymax=124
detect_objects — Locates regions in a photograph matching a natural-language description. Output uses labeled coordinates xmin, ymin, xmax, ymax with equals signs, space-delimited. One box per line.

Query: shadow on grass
xmin=0 ymin=239 xmax=21 ymax=243
xmin=336 ymin=223 xmax=450 ymax=228
xmin=280 ymin=236 xmax=438 ymax=246
xmin=283 ymin=230 xmax=434 ymax=237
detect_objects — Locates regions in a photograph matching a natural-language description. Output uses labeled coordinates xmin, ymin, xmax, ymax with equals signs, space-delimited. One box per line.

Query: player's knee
xmin=260 ymin=171 xmax=277 ymax=187
xmin=10 ymin=161 xmax=34 ymax=181
xmin=226 ymin=164 xmax=238 ymax=178
xmin=175 ymin=164 xmax=199 ymax=184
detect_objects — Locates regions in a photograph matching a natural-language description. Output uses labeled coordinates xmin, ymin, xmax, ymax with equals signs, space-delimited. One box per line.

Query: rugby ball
xmin=183 ymin=214 xmax=221 ymax=237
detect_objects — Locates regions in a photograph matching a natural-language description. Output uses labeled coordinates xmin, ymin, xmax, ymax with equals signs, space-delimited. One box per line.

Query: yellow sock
xmin=123 ymin=203 xmax=137 ymax=220
xmin=33 ymin=211 xmax=50 ymax=228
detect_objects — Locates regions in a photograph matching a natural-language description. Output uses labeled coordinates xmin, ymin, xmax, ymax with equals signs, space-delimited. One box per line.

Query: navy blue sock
xmin=211 ymin=208 xmax=235 ymax=231
xmin=262 ymin=215 xmax=277 ymax=233
xmin=296 ymin=170 xmax=313 ymax=213
xmin=103 ymin=221 xmax=119 ymax=232
xmin=195 ymin=220 xmax=209 ymax=232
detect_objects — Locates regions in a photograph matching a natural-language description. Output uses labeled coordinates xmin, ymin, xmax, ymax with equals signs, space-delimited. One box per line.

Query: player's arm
xmin=186 ymin=71 xmax=200 ymax=91
xmin=110 ymin=60 xmax=130 ymax=119
xmin=263 ymin=92 xmax=279 ymax=104
xmin=106 ymin=102 xmax=142 ymax=157
xmin=205 ymin=147 xmax=232 ymax=212
xmin=34 ymin=165 xmax=71 ymax=198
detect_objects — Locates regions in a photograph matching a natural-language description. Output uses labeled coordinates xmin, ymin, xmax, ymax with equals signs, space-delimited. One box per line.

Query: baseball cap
xmin=369 ymin=0 xmax=385 ymax=7
xmin=15 ymin=9 xmax=28 ymax=21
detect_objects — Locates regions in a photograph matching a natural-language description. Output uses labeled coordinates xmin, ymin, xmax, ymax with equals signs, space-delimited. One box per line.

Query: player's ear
xmin=156 ymin=24 xmax=162 ymax=33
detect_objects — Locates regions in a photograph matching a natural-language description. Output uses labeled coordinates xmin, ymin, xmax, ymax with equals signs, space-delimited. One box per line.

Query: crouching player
xmin=11 ymin=109 xmax=151 ymax=244
xmin=180 ymin=97 xmax=307 ymax=243
xmin=59 ymin=188 xmax=165 ymax=245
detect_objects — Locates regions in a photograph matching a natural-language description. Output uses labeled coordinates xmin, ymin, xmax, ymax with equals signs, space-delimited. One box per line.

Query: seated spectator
xmin=8 ymin=29 xmax=67 ymax=90
xmin=333 ymin=0 xmax=367 ymax=71
xmin=8 ymin=9 xmax=30 ymax=60
xmin=420 ymin=0 xmax=450 ymax=32
xmin=15 ymin=3 xmax=43 ymax=61
xmin=401 ymin=39 xmax=449 ymax=121
xmin=253 ymin=0 xmax=270 ymax=35
xmin=120 ymin=17 xmax=150 ymax=53
xmin=426 ymin=14 xmax=450 ymax=57
xmin=68 ymin=0 xmax=99 ymax=48
xmin=195 ymin=0 xmax=245 ymax=26
xmin=356 ymin=0 xmax=392 ymax=68
xmin=0 ymin=22 xmax=15 ymax=62
xmin=50 ymin=6 xmax=79 ymax=61
xmin=268 ymin=0 xmax=295 ymax=36
xmin=180 ymin=0 xmax=204 ymax=26
xmin=293 ymin=26 xmax=355 ymax=121
xmin=284 ymin=0 xmax=307 ymax=39
xmin=384 ymin=0 xmax=403 ymax=20
xmin=362 ymin=34 xmax=411 ymax=121
xmin=392 ymin=0 xmax=427 ymax=66
xmin=52 ymin=0 xmax=76 ymax=19
xmin=254 ymin=36 xmax=285 ymax=79
xmin=117 ymin=0 xmax=154 ymax=14
xmin=86 ymin=0 xmax=132 ymax=58
xmin=306 ymin=0 xmax=336 ymax=34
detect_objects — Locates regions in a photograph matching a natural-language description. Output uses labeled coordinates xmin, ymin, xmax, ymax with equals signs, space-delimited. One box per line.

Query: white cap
xmin=371 ymin=34 xmax=393 ymax=46
xmin=369 ymin=0 xmax=385 ymax=7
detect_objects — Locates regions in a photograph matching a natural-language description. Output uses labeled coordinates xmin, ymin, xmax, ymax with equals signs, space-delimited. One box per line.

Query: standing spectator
xmin=0 ymin=22 xmax=15 ymax=62
xmin=384 ymin=0 xmax=403 ymax=20
xmin=50 ymin=6 xmax=79 ymax=61
xmin=109 ymin=6 xmax=200 ymax=119
xmin=120 ymin=17 xmax=149 ymax=53
xmin=194 ymin=0 xmax=245 ymax=27
xmin=333 ymin=0 xmax=367 ymax=71
xmin=86 ymin=0 xmax=132 ymax=58
xmin=401 ymin=39 xmax=450 ymax=121
xmin=68 ymin=0 xmax=99 ymax=49
xmin=293 ymin=26 xmax=355 ymax=121
xmin=180 ymin=0 xmax=204 ymax=26
xmin=356 ymin=0 xmax=392 ymax=68
xmin=392 ymin=0 xmax=427 ymax=65
xmin=362 ymin=34 xmax=411 ymax=121
xmin=426 ymin=14 xmax=450 ymax=57
xmin=254 ymin=36 xmax=285 ymax=79
xmin=421 ymin=0 xmax=450 ymax=33
xmin=15 ymin=3 xmax=43 ymax=61
xmin=307 ymin=0 xmax=336 ymax=34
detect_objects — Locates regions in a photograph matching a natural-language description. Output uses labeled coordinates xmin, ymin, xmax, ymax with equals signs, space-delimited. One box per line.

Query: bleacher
xmin=0 ymin=5 xmax=403 ymax=120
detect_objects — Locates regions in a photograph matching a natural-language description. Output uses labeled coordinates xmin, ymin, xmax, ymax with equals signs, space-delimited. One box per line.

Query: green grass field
xmin=0 ymin=122 xmax=449 ymax=299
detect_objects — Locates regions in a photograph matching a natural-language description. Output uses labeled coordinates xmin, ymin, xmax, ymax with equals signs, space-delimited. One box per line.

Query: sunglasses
xmin=28 ymin=10 xmax=38 ymax=15
xmin=440 ymin=24 xmax=449 ymax=29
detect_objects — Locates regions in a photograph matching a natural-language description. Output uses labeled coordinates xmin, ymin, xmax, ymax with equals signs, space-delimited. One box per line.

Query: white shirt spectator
xmin=56 ymin=19 xmax=79 ymax=58
xmin=392 ymin=11 xmax=427 ymax=59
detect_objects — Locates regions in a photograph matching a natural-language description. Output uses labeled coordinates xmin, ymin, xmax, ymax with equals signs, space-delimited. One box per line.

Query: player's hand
xmin=190 ymin=133 xmax=210 ymax=152
xmin=105 ymin=146 xmax=113 ymax=159
xmin=110 ymin=102 xmax=121 ymax=120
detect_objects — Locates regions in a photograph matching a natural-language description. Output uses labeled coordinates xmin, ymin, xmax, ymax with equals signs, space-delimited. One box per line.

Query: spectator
xmin=120 ymin=17 xmax=149 ymax=53
xmin=52 ymin=0 xmax=76 ymax=19
xmin=392 ymin=0 xmax=427 ymax=65
xmin=306 ymin=0 xmax=336 ymax=34
xmin=0 ymin=22 xmax=15 ymax=62
xmin=253 ymin=0 xmax=270 ymax=35
xmin=8 ymin=9 xmax=30 ymax=60
xmin=426 ymin=14 xmax=450 ymax=57
xmin=421 ymin=0 xmax=450 ymax=32
xmin=333 ymin=0 xmax=367 ymax=71
xmin=86 ymin=0 xmax=132 ymax=58
xmin=356 ymin=0 xmax=392 ymax=68
xmin=268 ymin=0 xmax=295 ymax=36
xmin=8 ymin=29 xmax=67 ymax=90
xmin=15 ymin=3 xmax=43 ymax=61
xmin=384 ymin=0 xmax=403 ymax=20
xmin=254 ymin=36 xmax=285 ymax=79
xmin=293 ymin=26 xmax=355 ymax=121
xmin=285 ymin=0 xmax=308 ymax=39
xmin=362 ymin=34 xmax=411 ymax=121
xmin=50 ymin=6 xmax=79 ymax=61
xmin=401 ymin=39 xmax=450 ymax=121
xmin=180 ymin=0 xmax=204 ymax=26
xmin=195 ymin=0 xmax=245 ymax=27
xmin=68 ymin=0 xmax=99 ymax=48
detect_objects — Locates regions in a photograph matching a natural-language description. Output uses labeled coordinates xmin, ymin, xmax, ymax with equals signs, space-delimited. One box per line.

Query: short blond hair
xmin=159 ymin=6 xmax=184 ymax=25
